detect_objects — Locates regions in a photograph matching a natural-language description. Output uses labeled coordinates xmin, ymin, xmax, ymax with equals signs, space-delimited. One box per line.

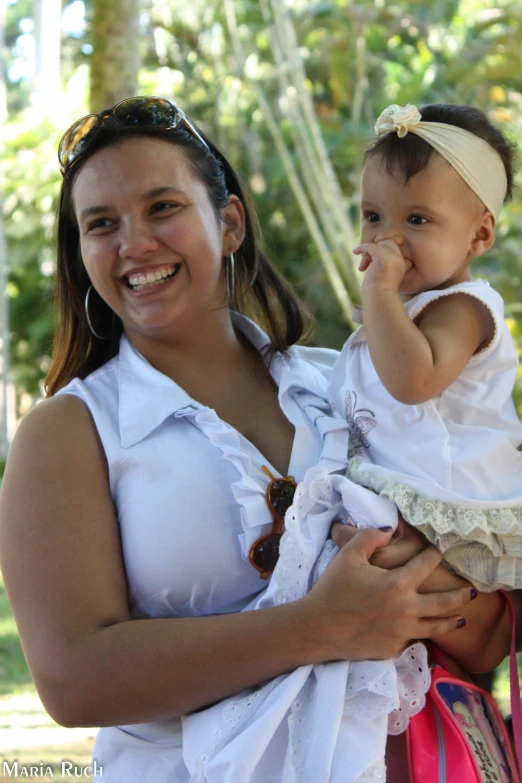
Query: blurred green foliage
xmin=3 ymin=0 xmax=522 ymax=414
xmin=3 ymin=118 xmax=59 ymax=397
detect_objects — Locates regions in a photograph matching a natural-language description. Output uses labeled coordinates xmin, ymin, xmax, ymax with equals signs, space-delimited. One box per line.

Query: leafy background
xmin=3 ymin=0 xmax=522 ymax=414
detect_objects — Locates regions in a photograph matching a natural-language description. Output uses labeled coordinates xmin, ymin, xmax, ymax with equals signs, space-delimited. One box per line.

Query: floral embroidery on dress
xmin=346 ymin=391 xmax=376 ymax=459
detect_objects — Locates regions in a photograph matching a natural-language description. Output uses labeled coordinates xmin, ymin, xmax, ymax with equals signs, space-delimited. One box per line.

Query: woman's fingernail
xmin=470 ymin=588 xmax=478 ymax=600
xmin=378 ymin=526 xmax=393 ymax=531
xmin=456 ymin=618 xmax=467 ymax=629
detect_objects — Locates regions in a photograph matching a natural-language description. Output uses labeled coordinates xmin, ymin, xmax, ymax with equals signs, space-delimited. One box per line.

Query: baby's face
xmin=360 ymin=152 xmax=493 ymax=295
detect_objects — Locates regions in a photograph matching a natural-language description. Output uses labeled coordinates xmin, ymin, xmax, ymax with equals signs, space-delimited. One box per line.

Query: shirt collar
xmin=118 ymin=313 xmax=273 ymax=448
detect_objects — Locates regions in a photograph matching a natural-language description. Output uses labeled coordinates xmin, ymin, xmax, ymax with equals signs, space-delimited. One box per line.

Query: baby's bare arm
xmin=354 ymin=240 xmax=493 ymax=404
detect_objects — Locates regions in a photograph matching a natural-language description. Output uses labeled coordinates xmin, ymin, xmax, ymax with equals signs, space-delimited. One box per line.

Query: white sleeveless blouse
xmin=57 ymin=313 xmax=347 ymax=782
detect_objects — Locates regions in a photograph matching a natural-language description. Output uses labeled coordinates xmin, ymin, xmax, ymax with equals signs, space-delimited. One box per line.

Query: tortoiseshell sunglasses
xmin=249 ymin=466 xmax=297 ymax=580
xmin=58 ymin=95 xmax=209 ymax=173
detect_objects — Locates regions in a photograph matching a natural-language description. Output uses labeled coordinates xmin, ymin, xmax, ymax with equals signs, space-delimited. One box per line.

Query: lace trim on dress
xmin=186 ymin=676 xmax=287 ymax=783
xmin=348 ymin=458 xmax=522 ymax=538
xmin=272 ymin=468 xmax=430 ymax=730
xmin=264 ymin=466 xmax=398 ymax=609
xmin=348 ymin=458 xmax=522 ymax=590
xmin=272 ymin=468 xmax=344 ymax=606
xmin=354 ymin=760 xmax=387 ymax=782
xmin=388 ymin=643 xmax=431 ymax=734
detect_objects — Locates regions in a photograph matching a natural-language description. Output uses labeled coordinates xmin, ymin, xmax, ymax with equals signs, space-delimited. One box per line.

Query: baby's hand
xmin=369 ymin=516 xmax=430 ymax=570
xmin=353 ymin=239 xmax=412 ymax=293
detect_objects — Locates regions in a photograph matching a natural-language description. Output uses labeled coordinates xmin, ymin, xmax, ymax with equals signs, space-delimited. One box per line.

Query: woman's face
xmin=72 ymin=136 xmax=243 ymax=343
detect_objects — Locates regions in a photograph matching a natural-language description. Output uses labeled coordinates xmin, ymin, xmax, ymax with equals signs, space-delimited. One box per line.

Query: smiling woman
xmin=0 ymin=97 xmax=499 ymax=783
xmin=48 ymin=95 xmax=311 ymax=393
xmin=72 ymin=138 xmax=244 ymax=353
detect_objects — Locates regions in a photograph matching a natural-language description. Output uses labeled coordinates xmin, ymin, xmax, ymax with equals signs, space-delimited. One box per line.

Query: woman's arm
xmin=0 ymin=397 xmax=474 ymax=728
xmin=331 ymin=519 xmax=510 ymax=673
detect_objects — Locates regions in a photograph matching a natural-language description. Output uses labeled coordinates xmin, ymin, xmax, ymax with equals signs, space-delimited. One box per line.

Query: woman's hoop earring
xmin=84 ymin=285 xmax=110 ymax=340
xmin=225 ymin=253 xmax=235 ymax=305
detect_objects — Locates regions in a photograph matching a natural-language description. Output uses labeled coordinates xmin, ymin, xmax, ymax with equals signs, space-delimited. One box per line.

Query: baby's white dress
xmin=328 ymin=279 xmax=522 ymax=591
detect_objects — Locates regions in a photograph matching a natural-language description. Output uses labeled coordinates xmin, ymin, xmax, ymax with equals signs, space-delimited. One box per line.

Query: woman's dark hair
xmin=364 ymin=103 xmax=516 ymax=201
xmin=46 ymin=111 xmax=314 ymax=396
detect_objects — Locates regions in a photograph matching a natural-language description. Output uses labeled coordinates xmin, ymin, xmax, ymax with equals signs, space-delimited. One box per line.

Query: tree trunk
xmin=90 ymin=0 xmax=141 ymax=112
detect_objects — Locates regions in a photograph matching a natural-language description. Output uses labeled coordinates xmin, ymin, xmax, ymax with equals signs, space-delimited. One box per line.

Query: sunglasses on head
xmin=249 ymin=466 xmax=297 ymax=580
xmin=58 ymin=96 xmax=209 ymax=173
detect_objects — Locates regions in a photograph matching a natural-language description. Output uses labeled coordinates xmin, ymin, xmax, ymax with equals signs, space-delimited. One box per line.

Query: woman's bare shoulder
xmin=20 ymin=391 xmax=92 ymax=422
xmin=5 ymin=393 xmax=108 ymax=494
xmin=13 ymin=393 xmax=99 ymax=450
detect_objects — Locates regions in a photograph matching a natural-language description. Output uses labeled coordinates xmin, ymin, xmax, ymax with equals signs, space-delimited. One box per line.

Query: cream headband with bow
xmin=374 ymin=104 xmax=507 ymax=219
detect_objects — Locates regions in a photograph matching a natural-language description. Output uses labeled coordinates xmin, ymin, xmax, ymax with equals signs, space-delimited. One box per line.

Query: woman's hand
xmin=328 ymin=521 xmax=513 ymax=673
xmin=300 ymin=525 xmax=474 ymax=662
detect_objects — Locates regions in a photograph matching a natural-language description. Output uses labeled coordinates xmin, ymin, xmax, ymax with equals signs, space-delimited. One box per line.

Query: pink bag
xmin=407 ymin=593 xmax=522 ymax=783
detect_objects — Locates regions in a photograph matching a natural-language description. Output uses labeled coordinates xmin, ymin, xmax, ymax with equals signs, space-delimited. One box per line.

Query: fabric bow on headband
xmin=371 ymin=102 xmax=507 ymax=219
xmin=374 ymin=104 xmax=422 ymax=138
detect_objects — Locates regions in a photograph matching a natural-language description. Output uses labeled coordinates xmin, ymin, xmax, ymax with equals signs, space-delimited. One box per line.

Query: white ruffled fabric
xmin=348 ymin=458 xmax=522 ymax=591
xmin=182 ymin=469 xmax=431 ymax=783
xmin=172 ymin=347 xmax=352 ymax=569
